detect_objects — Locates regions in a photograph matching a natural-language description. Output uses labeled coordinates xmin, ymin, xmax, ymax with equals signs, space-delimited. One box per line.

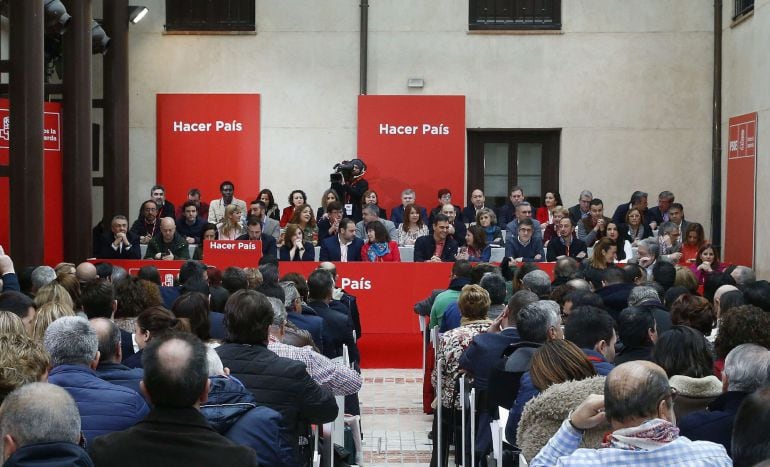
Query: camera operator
xmin=331 ymin=158 xmax=368 ymax=223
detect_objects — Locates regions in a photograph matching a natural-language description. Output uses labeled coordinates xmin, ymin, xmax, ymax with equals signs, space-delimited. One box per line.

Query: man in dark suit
xmin=94 ymin=215 xmax=141 ymax=259
xmin=90 ymin=332 xmax=258 ymax=467
xmin=568 ymin=190 xmax=593 ymax=226
xmin=646 ymin=190 xmax=675 ymax=230
xmin=306 ymin=269 xmax=360 ymax=363
xmin=461 ymin=189 xmax=488 ymax=225
xmin=611 ymin=190 xmax=649 ymax=226
xmin=317 ymin=201 xmax=344 ymax=244
xmin=546 ymin=217 xmax=587 ymax=262
xmin=390 ymin=188 xmax=428 ymax=225
xmin=236 ymin=215 xmax=277 ymax=257
xmin=414 ymin=214 xmax=459 ymax=262
xmin=319 ymin=218 xmax=364 ymax=262
xmin=281 ymin=281 xmax=325 ymax=353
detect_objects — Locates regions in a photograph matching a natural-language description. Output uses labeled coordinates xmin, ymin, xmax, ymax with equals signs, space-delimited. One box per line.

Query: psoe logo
xmin=341 ymin=276 xmax=372 ymax=290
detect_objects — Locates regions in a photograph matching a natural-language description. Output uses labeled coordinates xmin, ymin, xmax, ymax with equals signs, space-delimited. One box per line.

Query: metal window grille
xmin=470 ymin=0 xmax=561 ymax=30
xmin=165 ymin=0 xmax=255 ymax=32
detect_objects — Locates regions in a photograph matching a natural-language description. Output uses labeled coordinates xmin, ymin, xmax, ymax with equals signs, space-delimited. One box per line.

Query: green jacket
xmin=144 ymin=233 xmax=190 ymax=260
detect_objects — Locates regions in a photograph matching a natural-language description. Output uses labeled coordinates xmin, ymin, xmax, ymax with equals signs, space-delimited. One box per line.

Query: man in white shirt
xmin=320 ymin=219 xmax=364 ymax=262
xmin=208 ymin=180 xmax=247 ymax=224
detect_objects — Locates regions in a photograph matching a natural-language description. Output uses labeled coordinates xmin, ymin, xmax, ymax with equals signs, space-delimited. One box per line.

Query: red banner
xmin=724 ymin=112 xmax=758 ymax=267
xmin=357 ymin=95 xmax=466 ymax=214
xmin=0 ymin=99 xmax=64 ymax=264
xmin=156 ymin=94 xmax=261 ymax=207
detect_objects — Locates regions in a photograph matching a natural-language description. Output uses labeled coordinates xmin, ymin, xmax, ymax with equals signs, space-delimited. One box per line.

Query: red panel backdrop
xmin=0 ymin=99 xmax=63 ymax=264
xmin=156 ymin=94 xmax=261 ymax=207
xmin=724 ymin=112 xmax=758 ymax=267
xmin=357 ymin=95 xmax=466 ymax=214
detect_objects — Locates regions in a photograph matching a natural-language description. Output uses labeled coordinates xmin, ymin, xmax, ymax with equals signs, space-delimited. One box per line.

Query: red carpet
xmin=358 ymin=333 xmax=423 ymax=369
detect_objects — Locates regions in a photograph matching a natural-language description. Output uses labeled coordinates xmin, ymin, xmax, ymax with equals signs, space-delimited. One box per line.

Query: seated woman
xmin=535 ymin=191 xmax=562 ymax=225
xmin=278 ymin=223 xmax=315 ymax=261
xmin=397 ymin=203 xmax=429 ymax=246
xmin=216 ymin=204 xmax=245 ymax=240
xmin=193 ymin=222 xmax=218 ymax=260
xmin=361 ymin=190 xmax=387 ymax=219
xmin=621 ymin=207 xmax=653 ymax=246
xmin=690 ymin=243 xmax=724 ymax=286
xmin=361 ymin=221 xmax=401 ymax=262
xmin=606 ymin=221 xmax=633 ymax=261
xmin=316 ymin=189 xmax=340 ymax=221
xmin=123 ymin=306 xmax=190 ymax=368
xmin=652 ymin=325 xmax=722 ymax=420
xmin=580 ymin=237 xmax=618 ymax=289
xmin=542 ymin=206 xmax=568 ymax=246
xmin=475 ymin=208 xmax=503 ymax=246
xmin=457 ymin=225 xmax=491 ymax=262
xmin=279 ymin=189 xmax=307 ymax=227
xmin=288 ymin=203 xmax=318 ymax=245
xmin=258 ymin=188 xmax=281 ymax=222
xmin=681 ymin=222 xmax=707 ymax=264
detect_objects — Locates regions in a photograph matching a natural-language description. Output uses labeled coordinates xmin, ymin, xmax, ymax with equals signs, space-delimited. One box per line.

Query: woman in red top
xmin=680 ymin=222 xmax=706 ymax=265
xmin=279 ymin=189 xmax=307 ymax=227
xmin=361 ymin=221 xmax=401 ymax=262
xmin=535 ymin=191 xmax=562 ymax=225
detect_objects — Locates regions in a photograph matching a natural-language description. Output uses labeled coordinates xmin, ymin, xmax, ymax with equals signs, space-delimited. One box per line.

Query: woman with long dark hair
xmin=258 ymin=188 xmax=280 ymax=221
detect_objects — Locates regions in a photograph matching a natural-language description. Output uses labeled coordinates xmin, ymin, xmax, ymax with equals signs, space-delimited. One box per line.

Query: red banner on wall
xmin=724 ymin=112 xmax=758 ymax=267
xmin=157 ymin=94 xmax=260 ymax=209
xmin=0 ymin=100 xmax=64 ymax=264
xmin=357 ymin=95 xmax=466 ymax=215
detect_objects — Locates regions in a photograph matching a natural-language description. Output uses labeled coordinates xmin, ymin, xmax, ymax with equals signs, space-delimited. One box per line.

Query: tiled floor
xmin=359 ymin=369 xmax=433 ymax=466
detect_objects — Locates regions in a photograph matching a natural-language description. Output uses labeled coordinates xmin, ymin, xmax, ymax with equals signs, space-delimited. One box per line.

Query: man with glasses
xmin=428 ymin=188 xmax=460 ymax=226
xmin=150 ymin=184 xmax=175 ymax=220
xmin=530 ymin=360 xmax=730 ymax=466
xmin=568 ymin=190 xmax=593 ymax=225
xmin=497 ymin=185 xmax=526 ymax=226
xmin=504 ymin=217 xmax=543 ymax=262
xmin=130 ymin=199 xmax=162 ymax=244
xmin=506 ymin=201 xmax=543 ymax=246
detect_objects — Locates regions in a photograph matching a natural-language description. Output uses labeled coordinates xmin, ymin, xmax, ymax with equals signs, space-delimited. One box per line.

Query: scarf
xmin=366 ymin=242 xmax=390 ymax=262
xmin=602 ymin=418 xmax=679 ymax=451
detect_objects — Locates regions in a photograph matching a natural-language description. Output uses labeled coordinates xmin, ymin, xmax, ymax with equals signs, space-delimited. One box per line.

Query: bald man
xmin=144 ymin=217 xmax=190 ymax=260
xmin=76 ymin=262 xmax=98 ymax=283
xmin=530 ymin=361 xmax=731 ymax=466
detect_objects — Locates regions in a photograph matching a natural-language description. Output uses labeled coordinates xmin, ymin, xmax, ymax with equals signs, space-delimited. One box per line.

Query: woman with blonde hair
xmin=580 ymin=237 xmax=618 ymax=288
xmin=31 ymin=302 xmax=76 ymax=342
xmin=0 ymin=311 xmax=27 ymax=336
xmin=33 ymin=283 xmax=74 ymax=310
xmin=217 ymin=204 xmax=245 ymax=240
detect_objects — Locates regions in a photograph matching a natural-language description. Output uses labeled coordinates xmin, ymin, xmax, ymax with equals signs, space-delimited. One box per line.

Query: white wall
xmin=722 ymin=0 xmax=770 ymax=277
xmin=124 ymin=0 xmax=714 ymax=231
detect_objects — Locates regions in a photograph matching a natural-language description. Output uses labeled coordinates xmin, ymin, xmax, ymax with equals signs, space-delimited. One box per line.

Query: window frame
xmin=164 ymin=0 xmax=256 ymax=33
xmin=733 ymin=0 xmax=754 ymax=20
xmin=469 ymin=0 xmax=562 ymax=31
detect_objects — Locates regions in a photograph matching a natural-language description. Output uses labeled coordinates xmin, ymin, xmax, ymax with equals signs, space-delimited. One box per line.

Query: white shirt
xmin=339 ymin=236 xmax=352 ymax=262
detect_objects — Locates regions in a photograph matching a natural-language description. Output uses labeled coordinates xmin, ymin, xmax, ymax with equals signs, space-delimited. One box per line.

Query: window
xmin=469 ymin=0 xmax=561 ymax=31
xmin=467 ymin=130 xmax=560 ymax=210
xmin=165 ymin=0 xmax=255 ymax=32
xmin=734 ymin=0 xmax=754 ymax=19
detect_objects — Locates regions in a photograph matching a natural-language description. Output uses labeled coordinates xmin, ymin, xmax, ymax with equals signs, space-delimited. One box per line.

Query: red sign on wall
xmin=157 ymin=94 xmax=261 ymax=209
xmin=724 ymin=112 xmax=758 ymax=267
xmin=202 ymin=240 xmax=262 ymax=269
xmin=0 ymin=99 xmax=64 ymax=264
xmin=357 ymin=95 xmax=466 ymax=216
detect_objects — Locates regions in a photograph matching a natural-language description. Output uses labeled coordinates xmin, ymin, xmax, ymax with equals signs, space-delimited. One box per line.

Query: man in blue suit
xmin=319 ymin=218 xmax=364 ymax=262
xmin=236 ymin=216 xmax=277 ymax=257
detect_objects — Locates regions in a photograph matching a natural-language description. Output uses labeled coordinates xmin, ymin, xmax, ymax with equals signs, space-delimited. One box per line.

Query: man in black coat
xmin=94 ymin=215 xmax=141 ymax=259
xmin=306 ymin=269 xmax=360 ymax=363
xmin=235 ymin=215 xmax=277 ymax=257
xmin=414 ymin=214 xmax=459 ymax=262
xmin=90 ymin=333 xmax=258 ymax=467
xmin=595 ymin=267 xmax=636 ymax=320
xmin=545 ymin=217 xmax=587 ymax=262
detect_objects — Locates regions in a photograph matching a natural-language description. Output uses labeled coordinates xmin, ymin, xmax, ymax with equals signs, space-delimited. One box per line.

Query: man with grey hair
xmin=522 ymin=269 xmax=552 ymax=299
xmin=611 ymin=190 xmax=649 ymax=225
xmin=390 ymin=188 xmax=428 ymax=225
xmin=281 ymin=281 xmax=325 ymax=353
xmin=657 ymin=221 xmax=683 ymax=263
xmin=0 ymin=383 xmax=92 ymax=465
xmin=355 ymin=205 xmax=398 ymax=241
xmin=648 ymin=190 xmax=676 ymax=229
xmin=679 ymin=343 xmax=770 ymax=455
xmin=633 ymin=237 xmax=660 ymax=279
xmin=266 ymin=297 xmax=362 ymax=397
xmin=628 ymin=285 xmax=673 ymax=334
xmin=730 ymin=265 xmax=756 ymax=288
xmin=505 ymin=201 xmax=543 ymax=245
xmin=30 ymin=266 xmax=56 ymax=295
xmin=90 ymin=318 xmax=144 ymax=395
xmin=44 ymin=316 xmax=148 ymax=445
xmin=568 ymin=190 xmax=593 ymax=225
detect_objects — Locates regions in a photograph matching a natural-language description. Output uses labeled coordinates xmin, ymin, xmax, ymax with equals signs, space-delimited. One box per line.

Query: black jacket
xmin=94 ymin=232 xmax=141 ymax=259
xmin=596 ymin=282 xmax=636 ymax=319
xmin=215 ymin=342 xmax=338 ymax=450
xmin=546 ymin=236 xmax=587 ymax=262
xmin=5 ymin=442 xmax=93 ymax=467
xmin=235 ymin=233 xmax=278 ymax=257
xmin=413 ymin=235 xmax=459 ymax=262
xmin=306 ymin=300 xmax=358 ymax=362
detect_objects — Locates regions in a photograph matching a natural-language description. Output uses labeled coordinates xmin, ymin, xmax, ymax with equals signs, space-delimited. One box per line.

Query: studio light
xmin=128 ymin=5 xmax=149 ymax=24
xmin=91 ymin=21 xmax=111 ymax=54
xmin=44 ymin=0 xmax=71 ymax=34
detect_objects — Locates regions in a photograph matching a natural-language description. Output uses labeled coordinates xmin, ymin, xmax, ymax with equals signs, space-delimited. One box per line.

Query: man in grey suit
xmin=505 ymin=201 xmax=542 ymax=245
xmin=355 ymin=205 xmax=398 ymax=242
xmin=249 ymin=199 xmax=281 ymax=243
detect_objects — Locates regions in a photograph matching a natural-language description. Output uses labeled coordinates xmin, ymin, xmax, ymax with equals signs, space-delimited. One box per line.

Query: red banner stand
xmin=724 ymin=112 xmax=758 ymax=267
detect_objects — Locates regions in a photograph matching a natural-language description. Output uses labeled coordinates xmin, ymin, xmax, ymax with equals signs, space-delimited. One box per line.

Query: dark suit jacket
xmin=316 ymin=217 xmax=337 ymax=244
xmin=307 ymin=300 xmax=357 ymax=362
xmin=461 ymin=205 xmax=486 ymax=225
xmin=678 ymin=391 xmax=749 ymax=455
xmin=496 ymin=203 xmax=517 ymax=227
xmin=458 ymin=328 xmax=520 ymax=391
xmin=288 ymin=309 xmax=325 ymax=353
xmin=568 ymin=203 xmax=589 ymax=226
xmin=94 ymin=232 xmax=142 ymax=259
xmin=647 ymin=206 xmax=667 ymax=225
xmin=545 ymin=236 xmax=588 ymax=262
xmin=390 ymin=204 xmax=428 ymax=225
xmin=89 ymin=407 xmax=258 ymax=467
xmin=234 ymin=234 xmax=277 ymax=257
xmin=318 ymin=235 xmax=364 ymax=262
xmin=413 ymin=235 xmax=459 ymax=262
xmin=279 ymin=242 xmax=315 ymax=261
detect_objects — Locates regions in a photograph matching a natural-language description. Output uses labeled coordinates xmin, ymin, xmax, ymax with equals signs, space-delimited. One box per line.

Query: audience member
xmin=0 ymin=334 xmax=49 ymax=405
xmin=90 ymin=318 xmax=144 ymax=395
xmin=305 ymin=270 xmax=359 ymax=362
xmin=505 ymin=217 xmax=543 ymax=263
xmin=95 ymin=215 xmax=141 ymax=259
xmin=743 ymin=280 xmax=770 ymax=312
xmin=714 ymin=305 xmax=770 ymax=379
xmin=428 ymin=260 xmax=472 ymax=329
xmin=522 ymin=269 xmax=551 ymax=299
xmin=614 ymin=307 xmax=657 ymax=364
xmin=670 ymin=294 xmax=714 ymax=336
xmin=390 ymin=188 xmax=428 ymax=226
xmin=123 ymin=306 xmax=188 ymax=369
xmin=627 ymin=285 xmax=672 ymax=335
xmin=577 ymin=198 xmax=612 ymax=246
xmin=567 ymin=190 xmax=592 ymax=226
xmin=0 ymin=291 xmax=36 ymax=334
xmin=414 ymin=214 xmax=459 ymax=262
xmin=731 ymin=386 xmax=770 ymax=467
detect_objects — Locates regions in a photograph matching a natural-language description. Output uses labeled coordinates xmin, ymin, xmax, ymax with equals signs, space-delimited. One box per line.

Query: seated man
xmin=731 ymin=385 xmax=770 ymax=467
xmin=546 ymin=217 xmax=588 ymax=262
xmin=529 ymin=361 xmax=730 ymax=466
xmin=461 ymin=189 xmax=488 ymax=225
xmin=614 ymin=307 xmax=657 ymax=364
xmin=90 ymin=333 xmax=258 ymax=467
xmin=43 ymin=316 xmax=149 ymax=445
xmin=355 ymin=205 xmax=398 ymax=241
xmin=390 ymin=188 xmax=428 ymax=225
xmin=414 ymin=214 xmax=459 ymax=262
xmin=149 ymin=184 xmax=175 ymax=220
xmin=175 ymin=200 xmax=206 ymax=245
xmin=216 ymin=290 xmax=338 ymax=457
xmin=647 ymin=190 xmax=675 ymax=230
xmin=248 ymin=199 xmax=280 ymax=242
xmin=0 ymin=383 xmax=91 ymax=465
xmin=495 ymin=186 xmax=525 ymax=227
xmin=90 ymin=318 xmax=144 ymax=395
xmin=568 ymin=190 xmax=593 ymax=226
xmin=435 ymin=202 xmax=467 ymax=247
xmin=505 ymin=217 xmax=543 ymax=262
xmin=657 ymin=221 xmax=683 ymax=263
xmin=611 ymin=190 xmax=649 ymax=226
xmin=668 ymin=202 xmax=690 ymax=235
xmin=577 ymin=198 xmax=612 ymax=247
xmin=281 ymin=281 xmax=325 ymax=354
xmin=0 ymin=334 xmax=49 ymax=404
xmin=633 ymin=237 xmax=660 ymax=280
xmin=175 ymin=187 xmax=209 ymax=221
xmin=316 ymin=201 xmax=344 ymax=244
xmin=129 ymin=200 xmax=161 ymax=245
xmin=236 ymin=215 xmax=278 ymax=257
xmin=95 ymin=215 xmax=141 ymax=259
xmin=144 ymin=217 xmax=190 ymax=260
xmin=208 ymin=180 xmax=247 ymax=224
xmin=319 ymin=218 xmax=364 ymax=262
xmin=305 ymin=270 xmax=360 ymax=363
xmin=505 ymin=201 xmax=542 ymax=246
